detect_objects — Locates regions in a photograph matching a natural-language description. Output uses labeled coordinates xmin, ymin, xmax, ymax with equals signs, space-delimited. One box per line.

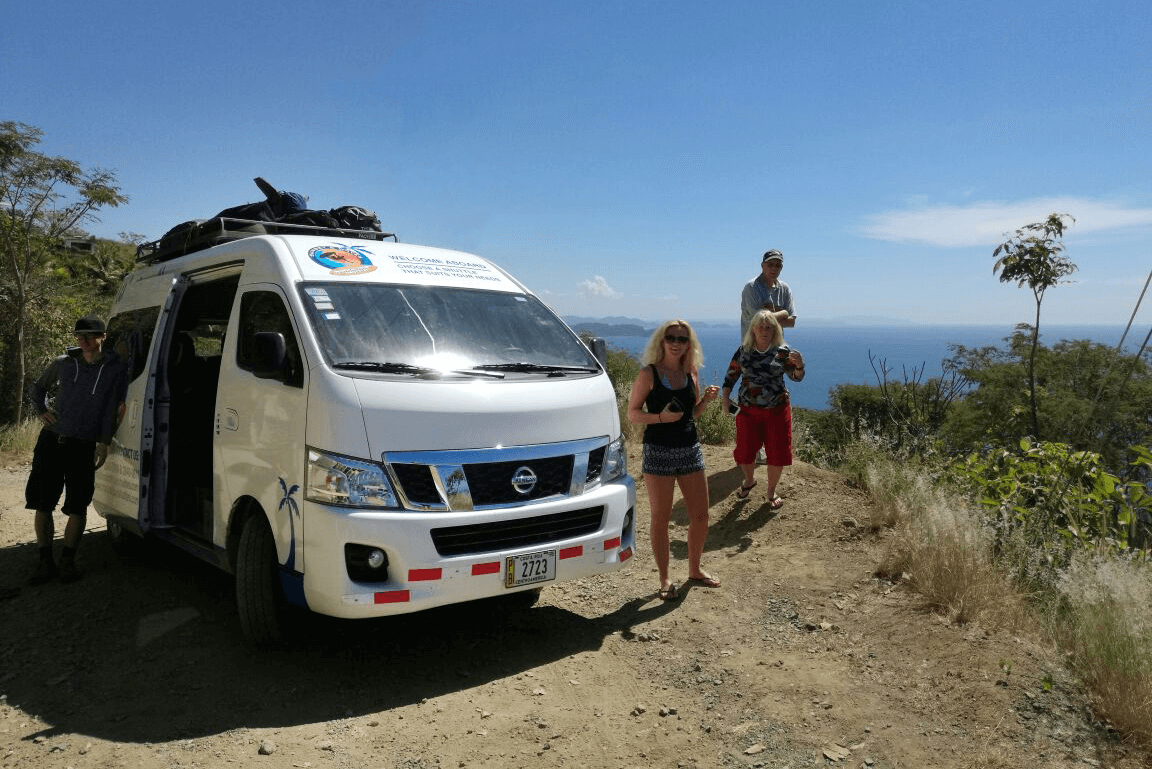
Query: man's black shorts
xmin=25 ymin=429 xmax=97 ymax=517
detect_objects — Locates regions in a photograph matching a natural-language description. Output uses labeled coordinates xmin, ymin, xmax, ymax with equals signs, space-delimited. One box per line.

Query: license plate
xmin=505 ymin=549 xmax=557 ymax=588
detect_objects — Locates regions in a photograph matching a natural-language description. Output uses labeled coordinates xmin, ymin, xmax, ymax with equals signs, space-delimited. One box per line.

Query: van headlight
xmin=601 ymin=435 xmax=627 ymax=482
xmin=306 ymin=448 xmax=400 ymax=508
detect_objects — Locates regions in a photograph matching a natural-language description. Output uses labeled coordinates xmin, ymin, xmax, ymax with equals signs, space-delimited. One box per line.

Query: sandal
xmin=658 ymin=583 xmax=680 ymax=601
xmin=687 ymin=574 xmax=721 ymax=588
xmin=735 ymin=481 xmax=757 ymax=500
xmin=769 ymin=495 xmax=784 ymax=510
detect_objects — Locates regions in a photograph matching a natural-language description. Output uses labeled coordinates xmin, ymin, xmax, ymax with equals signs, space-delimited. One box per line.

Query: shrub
xmin=695 ymin=398 xmax=735 ymax=445
xmin=599 ymin=344 xmax=642 ymax=443
xmin=950 ymin=439 xmax=1151 ymax=557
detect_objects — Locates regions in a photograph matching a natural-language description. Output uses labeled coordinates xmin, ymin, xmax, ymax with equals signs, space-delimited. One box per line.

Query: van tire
xmin=106 ymin=518 xmax=142 ymax=560
xmin=236 ymin=515 xmax=287 ymax=645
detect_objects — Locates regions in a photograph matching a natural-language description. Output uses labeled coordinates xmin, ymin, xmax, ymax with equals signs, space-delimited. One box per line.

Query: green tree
xmin=943 ymin=330 xmax=1152 ymax=480
xmin=0 ymin=121 xmax=126 ymax=423
xmin=993 ymin=213 xmax=1076 ymax=437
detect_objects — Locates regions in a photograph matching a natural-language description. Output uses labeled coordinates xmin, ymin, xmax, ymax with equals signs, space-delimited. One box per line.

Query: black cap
xmin=762 ymin=250 xmax=783 ymax=263
xmin=72 ymin=316 xmax=106 ymax=335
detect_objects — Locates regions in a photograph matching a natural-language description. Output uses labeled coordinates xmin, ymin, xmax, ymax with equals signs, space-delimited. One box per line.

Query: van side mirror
xmin=586 ymin=336 xmax=607 ymax=366
xmin=252 ymin=332 xmax=288 ymax=380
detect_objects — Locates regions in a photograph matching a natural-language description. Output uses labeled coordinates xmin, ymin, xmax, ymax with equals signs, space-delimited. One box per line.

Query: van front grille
xmin=463 ymin=456 xmax=573 ymax=505
xmin=382 ymin=437 xmax=613 ymax=512
xmin=430 ymin=507 xmax=604 ymax=556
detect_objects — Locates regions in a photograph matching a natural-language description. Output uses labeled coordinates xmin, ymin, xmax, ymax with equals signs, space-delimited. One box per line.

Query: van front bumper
xmin=295 ymin=475 xmax=635 ymax=619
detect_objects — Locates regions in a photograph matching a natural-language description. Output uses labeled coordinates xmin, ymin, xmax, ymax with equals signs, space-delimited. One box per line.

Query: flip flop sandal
xmin=769 ymin=495 xmax=784 ymax=510
xmin=735 ymin=481 xmax=757 ymax=499
xmin=658 ymin=583 xmax=680 ymax=601
xmin=687 ymin=575 xmax=721 ymax=588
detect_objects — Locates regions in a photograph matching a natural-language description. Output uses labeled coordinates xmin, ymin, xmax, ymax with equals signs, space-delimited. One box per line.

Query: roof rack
xmin=136 ymin=217 xmax=398 ymax=265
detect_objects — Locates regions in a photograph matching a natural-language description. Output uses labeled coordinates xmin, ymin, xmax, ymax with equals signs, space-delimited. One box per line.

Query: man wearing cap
xmin=740 ymin=250 xmax=796 ymax=339
xmin=739 ymin=250 xmax=797 ymax=464
xmin=25 ymin=315 xmax=128 ymax=584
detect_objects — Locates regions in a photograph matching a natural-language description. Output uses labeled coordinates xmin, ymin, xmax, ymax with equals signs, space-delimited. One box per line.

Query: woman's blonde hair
xmin=641 ymin=319 xmax=704 ymax=370
xmin=742 ymin=310 xmax=783 ymax=351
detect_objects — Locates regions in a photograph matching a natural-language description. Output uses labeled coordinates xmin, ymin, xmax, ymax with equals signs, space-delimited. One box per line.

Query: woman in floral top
xmin=721 ymin=310 xmax=805 ymax=509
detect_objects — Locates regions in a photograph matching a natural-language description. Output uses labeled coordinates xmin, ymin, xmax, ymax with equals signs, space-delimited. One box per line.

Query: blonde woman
xmin=721 ymin=310 xmax=805 ymax=508
xmin=627 ymin=320 xmax=721 ymax=600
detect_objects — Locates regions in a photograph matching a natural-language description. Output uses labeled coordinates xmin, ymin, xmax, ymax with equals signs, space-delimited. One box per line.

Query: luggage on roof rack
xmin=136 ymin=178 xmax=395 ymax=264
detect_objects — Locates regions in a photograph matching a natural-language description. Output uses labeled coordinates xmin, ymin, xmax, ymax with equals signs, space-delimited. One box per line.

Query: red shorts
xmin=732 ymin=403 xmax=792 ymax=466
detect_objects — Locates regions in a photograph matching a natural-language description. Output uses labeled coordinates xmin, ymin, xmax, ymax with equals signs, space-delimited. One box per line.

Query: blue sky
xmin=4 ymin=0 xmax=1150 ymax=327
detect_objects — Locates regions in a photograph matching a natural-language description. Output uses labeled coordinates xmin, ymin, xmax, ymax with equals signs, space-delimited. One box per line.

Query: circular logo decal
xmin=308 ymin=244 xmax=377 ymax=275
xmin=510 ymin=466 xmax=538 ymax=495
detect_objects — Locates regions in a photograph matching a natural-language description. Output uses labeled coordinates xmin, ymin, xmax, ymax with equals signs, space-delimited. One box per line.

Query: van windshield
xmin=298 ymin=283 xmax=600 ymax=377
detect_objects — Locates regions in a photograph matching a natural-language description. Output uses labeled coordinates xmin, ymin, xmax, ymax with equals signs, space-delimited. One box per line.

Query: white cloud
xmin=580 ymin=275 xmax=621 ymax=298
xmin=861 ymin=197 xmax=1152 ymax=248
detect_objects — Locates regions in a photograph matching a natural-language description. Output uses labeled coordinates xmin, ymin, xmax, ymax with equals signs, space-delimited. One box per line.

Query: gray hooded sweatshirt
xmin=31 ymin=348 xmax=128 ymax=444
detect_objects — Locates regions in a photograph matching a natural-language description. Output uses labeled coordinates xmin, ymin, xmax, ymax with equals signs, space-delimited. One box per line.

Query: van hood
xmin=351 ymin=375 xmax=618 ymax=456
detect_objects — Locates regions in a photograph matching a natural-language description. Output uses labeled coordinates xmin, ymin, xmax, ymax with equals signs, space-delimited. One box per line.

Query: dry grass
xmin=869 ymin=457 xmax=1026 ymax=628
xmin=0 ymin=419 xmax=39 ymax=465
xmin=1055 ymin=553 xmax=1152 ymax=747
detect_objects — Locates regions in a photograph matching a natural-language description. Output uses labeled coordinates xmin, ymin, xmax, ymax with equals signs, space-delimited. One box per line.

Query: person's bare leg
xmin=679 ymin=472 xmax=710 ymax=576
xmin=678 ymin=471 xmax=717 ymax=585
xmin=34 ymin=510 xmax=55 ymax=547
xmin=644 ymin=474 xmax=676 ymax=593
xmin=62 ymin=513 xmax=85 ymax=549
xmin=29 ymin=510 xmax=58 ymax=584
xmin=765 ymin=465 xmax=784 ymax=507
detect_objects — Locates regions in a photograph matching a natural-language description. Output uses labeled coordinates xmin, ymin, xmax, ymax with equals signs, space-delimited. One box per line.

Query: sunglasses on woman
xmin=664 ymin=335 xmax=690 ymax=344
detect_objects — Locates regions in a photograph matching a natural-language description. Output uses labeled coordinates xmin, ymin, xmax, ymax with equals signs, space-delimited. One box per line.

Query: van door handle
xmin=223 ymin=409 xmax=239 ymax=431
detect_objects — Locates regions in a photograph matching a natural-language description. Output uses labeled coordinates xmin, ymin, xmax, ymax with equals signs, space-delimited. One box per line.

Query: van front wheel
xmin=236 ymin=515 xmax=287 ymax=645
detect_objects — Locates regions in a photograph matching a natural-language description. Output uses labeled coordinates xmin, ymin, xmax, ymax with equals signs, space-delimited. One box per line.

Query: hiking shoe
xmin=58 ymin=560 xmax=82 ymax=584
xmin=28 ymin=559 xmax=58 ymax=586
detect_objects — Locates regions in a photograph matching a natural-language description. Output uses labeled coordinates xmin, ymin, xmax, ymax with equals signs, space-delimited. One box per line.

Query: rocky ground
xmin=0 ymin=444 xmax=1146 ymax=769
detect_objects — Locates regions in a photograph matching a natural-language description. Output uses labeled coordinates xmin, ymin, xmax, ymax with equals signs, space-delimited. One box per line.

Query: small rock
xmin=744 ymin=743 xmax=766 ymax=755
xmin=631 ymin=705 xmax=647 ymax=716
xmin=258 ymin=739 xmax=277 ymax=755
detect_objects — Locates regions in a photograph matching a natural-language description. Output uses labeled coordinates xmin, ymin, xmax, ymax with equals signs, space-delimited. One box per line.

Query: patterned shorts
xmin=642 ymin=442 xmax=706 ymax=477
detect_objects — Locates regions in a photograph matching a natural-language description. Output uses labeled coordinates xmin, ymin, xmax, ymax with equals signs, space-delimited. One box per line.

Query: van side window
xmin=237 ymin=291 xmax=303 ymax=387
xmin=106 ymin=306 xmax=161 ymax=383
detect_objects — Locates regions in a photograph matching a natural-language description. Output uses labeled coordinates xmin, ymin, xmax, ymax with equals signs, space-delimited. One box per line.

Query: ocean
xmin=600 ymin=323 xmax=1137 ymax=411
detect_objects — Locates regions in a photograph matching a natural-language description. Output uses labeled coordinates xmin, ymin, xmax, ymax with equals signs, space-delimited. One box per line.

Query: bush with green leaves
xmin=949 ymin=439 xmax=1151 ymax=558
xmin=695 ymin=398 xmax=735 ymax=445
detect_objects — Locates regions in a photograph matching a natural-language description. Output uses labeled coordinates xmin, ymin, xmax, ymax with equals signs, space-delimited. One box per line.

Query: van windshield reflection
xmin=300 ymin=283 xmax=599 ymax=378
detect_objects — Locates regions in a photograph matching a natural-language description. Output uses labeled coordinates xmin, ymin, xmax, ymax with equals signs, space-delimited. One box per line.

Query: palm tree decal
xmin=279 ymin=477 xmax=301 ymax=570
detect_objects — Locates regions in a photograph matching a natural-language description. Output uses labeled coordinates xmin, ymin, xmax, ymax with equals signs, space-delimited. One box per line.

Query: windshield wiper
xmin=472 ymin=363 xmax=599 ymax=374
xmin=333 ymin=361 xmax=504 ymax=379
xmin=334 ymin=361 xmax=435 ymax=374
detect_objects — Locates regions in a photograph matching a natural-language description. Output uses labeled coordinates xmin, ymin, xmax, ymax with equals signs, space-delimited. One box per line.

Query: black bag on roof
xmin=329 ymin=205 xmax=382 ymax=233
xmin=139 ymin=178 xmax=392 ymax=263
xmin=212 ymin=200 xmax=275 ymax=222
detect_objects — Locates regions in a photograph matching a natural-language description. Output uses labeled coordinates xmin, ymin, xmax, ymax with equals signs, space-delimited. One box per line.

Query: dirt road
xmin=0 ymin=446 xmax=1141 ymax=768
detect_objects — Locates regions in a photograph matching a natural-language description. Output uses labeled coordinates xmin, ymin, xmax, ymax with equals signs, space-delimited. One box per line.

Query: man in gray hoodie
xmin=26 ymin=315 xmax=128 ymax=584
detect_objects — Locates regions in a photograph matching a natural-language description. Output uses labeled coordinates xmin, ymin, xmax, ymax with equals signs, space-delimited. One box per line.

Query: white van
xmin=94 ymin=218 xmax=635 ymax=643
